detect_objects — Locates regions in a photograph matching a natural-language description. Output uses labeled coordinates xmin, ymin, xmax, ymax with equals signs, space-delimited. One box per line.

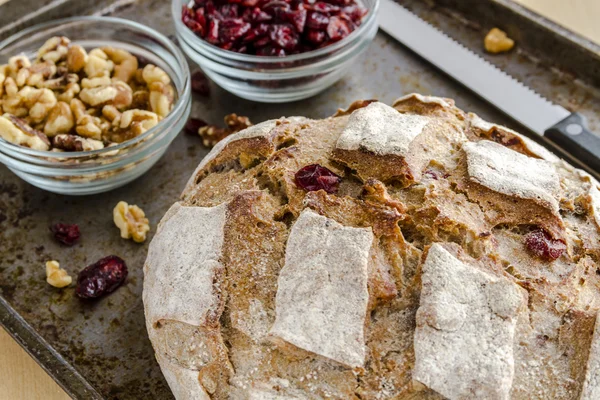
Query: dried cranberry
xmin=183 ymin=7 xmax=204 ymax=33
xmin=295 ymin=164 xmax=341 ymax=194
xmin=285 ymin=8 xmax=307 ymax=32
xmin=243 ymin=7 xmax=272 ymax=22
xmin=220 ymin=18 xmax=252 ymax=43
xmin=269 ymin=24 xmax=299 ymax=50
xmin=191 ymin=70 xmax=210 ymax=96
xmin=76 ymin=256 xmax=128 ymax=299
xmin=50 ymin=223 xmax=80 ymax=246
xmin=219 ymin=4 xmax=240 ymax=18
xmin=306 ymin=2 xmax=340 ymax=14
xmin=305 ymin=29 xmax=326 ymax=44
xmin=220 ymin=41 xmax=235 ymax=50
xmin=243 ymin=23 xmax=270 ymax=42
xmin=185 ymin=118 xmax=208 ymax=134
xmin=195 ymin=7 xmax=207 ymax=26
xmin=234 ymin=45 xmax=249 ymax=53
xmin=262 ymin=0 xmax=291 ymax=16
xmin=328 ymin=0 xmax=352 ymax=5
xmin=342 ymin=5 xmax=367 ymax=22
xmin=206 ymin=19 xmax=220 ymax=43
xmin=183 ymin=0 xmax=367 ymax=55
xmin=306 ymin=11 xmax=330 ymax=29
xmin=205 ymin=0 xmax=217 ymax=15
xmin=241 ymin=0 xmax=260 ymax=7
xmin=257 ymin=46 xmax=286 ymax=56
xmin=326 ymin=15 xmax=351 ymax=41
xmin=254 ymin=35 xmax=272 ymax=47
xmin=524 ymin=229 xmax=566 ymax=261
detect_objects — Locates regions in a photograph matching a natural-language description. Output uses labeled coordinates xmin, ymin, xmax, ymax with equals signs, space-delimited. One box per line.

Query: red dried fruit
xmin=243 ymin=23 xmax=270 ymax=42
xmin=205 ymin=0 xmax=217 ymax=15
xmin=262 ymin=0 xmax=291 ymax=16
xmin=206 ymin=19 xmax=220 ymax=44
xmin=326 ymin=15 xmax=351 ymax=41
xmin=342 ymin=5 xmax=367 ymax=22
xmin=185 ymin=118 xmax=208 ymax=134
xmin=306 ymin=29 xmax=326 ymax=44
xmin=306 ymin=2 xmax=340 ymax=14
xmin=50 ymin=223 xmax=80 ymax=246
xmin=295 ymin=164 xmax=341 ymax=193
xmin=243 ymin=7 xmax=272 ymax=22
xmin=219 ymin=4 xmax=240 ymax=18
xmin=191 ymin=70 xmax=211 ymax=97
xmin=285 ymin=8 xmax=307 ymax=32
xmin=524 ymin=229 xmax=566 ymax=261
xmin=306 ymin=11 xmax=329 ymax=29
xmin=182 ymin=0 xmax=367 ymax=55
xmin=76 ymin=255 xmax=128 ymax=299
xmin=183 ymin=7 xmax=204 ymax=34
xmin=257 ymin=46 xmax=286 ymax=56
xmin=241 ymin=0 xmax=260 ymax=7
xmin=220 ymin=18 xmax=252 ymax=43
xmin=269 ymin=24 xmax=299 ymax=50
xmin=254 ymin=35 xmax=272 ymax=47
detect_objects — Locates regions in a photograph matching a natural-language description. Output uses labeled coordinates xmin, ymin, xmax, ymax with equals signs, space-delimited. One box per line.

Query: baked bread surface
xmin=143 ymin=94 xmax=600 ymax=400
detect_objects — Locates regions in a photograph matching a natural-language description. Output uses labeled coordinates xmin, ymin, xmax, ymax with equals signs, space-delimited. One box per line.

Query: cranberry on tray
xmin=76 ymin=255 xmax=128 ymax=299
xmin=182 ymin=0 xmax=368 ymax=56
xmin=50 ymin=223 xmax=81 ymax=246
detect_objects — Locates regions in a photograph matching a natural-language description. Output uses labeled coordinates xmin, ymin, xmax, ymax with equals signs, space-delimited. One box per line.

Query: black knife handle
xmin=545 ymin=113 xmax=600 ymax=172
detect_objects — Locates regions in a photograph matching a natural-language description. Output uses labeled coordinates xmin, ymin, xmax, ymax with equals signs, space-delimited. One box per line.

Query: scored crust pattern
xmin=144 ymin=95 xmax=600 ymax=399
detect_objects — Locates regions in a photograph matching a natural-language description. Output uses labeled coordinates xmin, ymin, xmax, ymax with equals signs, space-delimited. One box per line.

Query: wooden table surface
xmin=2 ymin=1 xmax=600 ymax=399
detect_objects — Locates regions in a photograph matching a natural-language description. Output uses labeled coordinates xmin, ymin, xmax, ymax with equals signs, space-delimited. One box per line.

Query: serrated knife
xmin=378 ymin=0 xmax=600 ymax=172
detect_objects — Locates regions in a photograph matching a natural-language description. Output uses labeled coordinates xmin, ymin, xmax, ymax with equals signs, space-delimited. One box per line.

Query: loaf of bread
xmin=143 ymin=94 xmax=600 ymax=399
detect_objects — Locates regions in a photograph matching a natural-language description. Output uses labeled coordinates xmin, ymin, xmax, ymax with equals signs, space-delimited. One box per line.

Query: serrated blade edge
xmin=378 ymin=0 xmax=570 ymax=135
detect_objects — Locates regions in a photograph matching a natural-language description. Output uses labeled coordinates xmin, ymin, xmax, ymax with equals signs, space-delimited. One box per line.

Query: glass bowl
xmin=173 ymin=0 xmax=379 ymax=103
xmin=0 ymin=17 xmax=191 ymax=195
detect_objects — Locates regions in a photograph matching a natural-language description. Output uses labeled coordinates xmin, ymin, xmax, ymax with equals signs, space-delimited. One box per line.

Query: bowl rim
xmin=172 ymin=0 xmax=380 ymax=64
xmin=0 ymin=16 xmax=191 ymax=159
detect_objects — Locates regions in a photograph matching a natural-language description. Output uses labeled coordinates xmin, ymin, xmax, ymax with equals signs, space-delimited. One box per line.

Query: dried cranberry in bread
xmin=143 ymin=94 xmax=600 ymax=399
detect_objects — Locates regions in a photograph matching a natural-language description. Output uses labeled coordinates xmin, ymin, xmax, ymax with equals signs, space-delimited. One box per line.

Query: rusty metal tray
xmin=1 ymin=0 xmax=599 ymax=398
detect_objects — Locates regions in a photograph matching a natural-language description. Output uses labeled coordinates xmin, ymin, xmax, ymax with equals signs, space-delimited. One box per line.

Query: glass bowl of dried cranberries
xmin=174 ymin=0 xmax=379 ymax=102
xmin=0 ymin=17 xmax=191 ymax=195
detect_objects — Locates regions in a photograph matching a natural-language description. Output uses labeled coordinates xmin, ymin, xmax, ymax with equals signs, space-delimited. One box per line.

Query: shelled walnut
xmin=196 ymin=113 xmax=253 ymax=148
xmin=113 ymin=201 xmax=150 ymax=243
xmin=0 ymin=36 xmax=176 ymax=154
xmin=484 ymin=28 xmax=515 ymax=54
xmin=45 ymin=260 xmax=72 ymax=288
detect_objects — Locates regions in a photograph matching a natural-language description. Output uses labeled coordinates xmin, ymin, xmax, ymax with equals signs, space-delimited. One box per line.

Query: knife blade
xmin=378 ymin=0 xmax=600 ymax=172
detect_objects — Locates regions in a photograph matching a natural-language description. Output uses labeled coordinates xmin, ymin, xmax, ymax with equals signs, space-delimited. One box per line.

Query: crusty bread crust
xmin=144 ymin=94 xmax=600 ymax=399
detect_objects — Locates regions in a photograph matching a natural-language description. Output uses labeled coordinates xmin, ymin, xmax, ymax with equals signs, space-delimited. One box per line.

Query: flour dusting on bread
xmin=414 ymin=244 xmax=523 ymax=399
xmin=464 ymin=140 xmax=561 ymax=212
xmin=143 ymin=203 xmax=226 ymax=326
xmin=336 ymin=102 xmax=429 ymax=156
xmin=269 ymin=209 xmax=372 ymax=368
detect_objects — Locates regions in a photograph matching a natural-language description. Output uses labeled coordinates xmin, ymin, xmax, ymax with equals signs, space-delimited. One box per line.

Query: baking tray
xmin=1 ymin=0 xmax=599 ymax=398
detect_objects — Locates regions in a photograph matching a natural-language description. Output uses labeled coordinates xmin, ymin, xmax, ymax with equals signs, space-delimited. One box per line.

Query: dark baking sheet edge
xmin=1 ymin=0 xmax=600 ymax=398
xmin=1 ymin=297 xmax=103 ymax=399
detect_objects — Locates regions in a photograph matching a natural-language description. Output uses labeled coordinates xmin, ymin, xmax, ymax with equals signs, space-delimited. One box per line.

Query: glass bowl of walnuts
xmin=173 ymin=0 xmax=379 ymax=102
xmin=0 ymin=17 xmax=191 ymax=195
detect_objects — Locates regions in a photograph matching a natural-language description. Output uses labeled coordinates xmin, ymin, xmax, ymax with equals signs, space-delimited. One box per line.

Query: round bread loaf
xmin=143 ymin=94 xmax=600 ymax=400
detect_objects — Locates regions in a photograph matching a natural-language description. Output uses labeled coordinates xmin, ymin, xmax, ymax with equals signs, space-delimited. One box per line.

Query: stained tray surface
xmin=1 ymin=0 xmax=600 ymax=398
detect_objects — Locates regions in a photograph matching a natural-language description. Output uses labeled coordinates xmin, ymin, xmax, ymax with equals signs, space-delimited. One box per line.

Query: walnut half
xmin=484 ymin=28 xmax=515 ymax=54
xmin=0 ymin=114 xmax=50 ymax=150
xmin=113 ymin=201 xmax=150 ymax=243
xmin=45 ymin=260 xmax=72 ymax=288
